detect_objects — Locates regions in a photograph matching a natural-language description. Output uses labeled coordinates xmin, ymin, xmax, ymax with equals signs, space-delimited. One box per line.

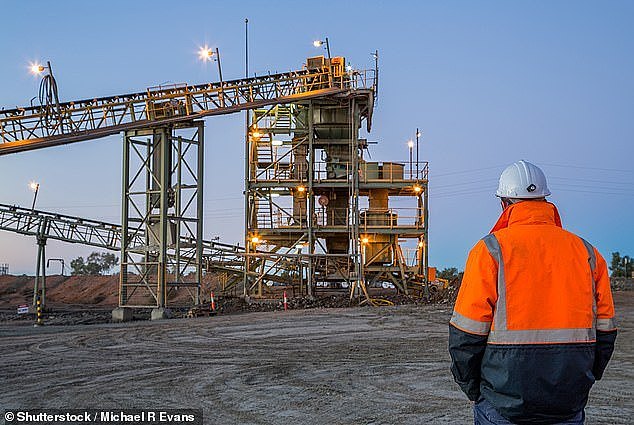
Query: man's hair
xmin=501 ymin=197 xmax=546 ymax=204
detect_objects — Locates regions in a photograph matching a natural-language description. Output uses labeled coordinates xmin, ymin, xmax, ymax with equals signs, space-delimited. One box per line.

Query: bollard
xmin=210 ymin=291 xmax=216 ymax=313
xmin=283 ymin=291 xmax=288 ymax=311
xmin=34 ymin=295 xmax=43 ymax=327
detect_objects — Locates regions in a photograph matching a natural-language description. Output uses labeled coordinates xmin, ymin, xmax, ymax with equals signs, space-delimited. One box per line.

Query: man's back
xmin=491 ymin=202 xmax=597 ymax=338
xmin=449 ymin=201 xmax=617 ymax=424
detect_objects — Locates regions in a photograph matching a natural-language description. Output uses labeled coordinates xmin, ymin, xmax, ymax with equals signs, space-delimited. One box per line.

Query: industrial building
xmin=0 ymin=54 xmax=429 ymax=315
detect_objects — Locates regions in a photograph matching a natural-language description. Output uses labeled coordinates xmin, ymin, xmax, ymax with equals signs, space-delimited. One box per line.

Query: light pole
xmin=625 ymin=256 xmax=630 ymax=279
xmin=245 ymin=18 xmax=249 ymax=78
xmin=29 ymin=181 xmax=40 ymax=211
xmin=407 ymin=140 xmax=414 ymax=179
xmin=372 ymin=50 xmax=379 ymax=98
xmin=30 ymin=60 xmax=61 ymax=117
xmin=214 ymin=47 xmax=223 ymax=85
xmin=199 ymin=46 xmax=224 ymax=86
xmin=415 ymin=128 xmax=421 ymax=179
xmin=30 ymin=61 xmax=56 ymax=82
xmin=313 ymin=38 xmax=331 ymax=59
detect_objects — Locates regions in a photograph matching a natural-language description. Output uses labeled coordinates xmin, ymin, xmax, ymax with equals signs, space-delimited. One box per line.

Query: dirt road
xmin=0 ymin=293 xmax=632 ymax=424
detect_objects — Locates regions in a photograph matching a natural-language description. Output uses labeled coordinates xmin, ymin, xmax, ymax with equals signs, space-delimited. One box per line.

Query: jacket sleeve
xmin=592 ymin=248 xmax=617 ymax=380
xmin=449 ymin=239 xmax=498 ymax=400
xmin=449 ymin=325 xmax=487 ymax=400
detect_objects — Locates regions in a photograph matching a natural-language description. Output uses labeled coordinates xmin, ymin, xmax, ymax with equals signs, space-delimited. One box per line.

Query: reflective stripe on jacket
xmin=448 ymin=201 xmax=617 ymax=424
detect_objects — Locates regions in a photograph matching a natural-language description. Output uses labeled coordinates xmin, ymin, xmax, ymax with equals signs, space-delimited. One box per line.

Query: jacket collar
xmin=490 ymin=201 xmax=562 ymax=233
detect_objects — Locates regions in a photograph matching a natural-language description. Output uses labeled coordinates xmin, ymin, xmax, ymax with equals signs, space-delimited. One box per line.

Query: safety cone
xmin=210 ymin=292 xmax=216 ymax=313
xmin=283 ymin=291 xmax=288 ymax=311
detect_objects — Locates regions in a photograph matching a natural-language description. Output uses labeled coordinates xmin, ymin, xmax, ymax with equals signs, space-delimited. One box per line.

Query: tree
xmin=609 ymin=252 xmax=631 ymax=278
xmin=70 ymin=252 xmax=119 ymax=276
xmin=438 ymin=267 xmax=462 ymax=281
xmin=70 ymin=257 xmax=86 ymax=276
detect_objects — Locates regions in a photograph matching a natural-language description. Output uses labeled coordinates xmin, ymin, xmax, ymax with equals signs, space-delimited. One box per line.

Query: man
xmin=449 ymin=160 xmax=617 ymax=424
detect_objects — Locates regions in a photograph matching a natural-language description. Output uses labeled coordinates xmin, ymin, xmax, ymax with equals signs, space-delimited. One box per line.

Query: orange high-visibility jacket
xmin=449 ymin=201 xmax=617 ymax=423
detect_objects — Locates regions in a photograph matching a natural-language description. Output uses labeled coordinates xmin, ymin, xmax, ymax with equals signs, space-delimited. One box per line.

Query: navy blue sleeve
xmin=449 ymin=324 xmax=488 ymax=401
xmin=593 ymin=329 xmax=617 ymax=380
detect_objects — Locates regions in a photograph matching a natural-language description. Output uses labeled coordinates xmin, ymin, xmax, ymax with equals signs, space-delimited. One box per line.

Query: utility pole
xmin=415 ymin=128 xmax=420 ymax=178
xmin=30 ymin=182 xmax=40 ymax=211
xmin=245 ymin=18 xmax=249 ymax=78
xmin=215 ymin=47 xmax=223 ymax=86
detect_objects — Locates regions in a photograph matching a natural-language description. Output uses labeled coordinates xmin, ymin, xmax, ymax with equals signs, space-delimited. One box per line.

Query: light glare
xmin=313 ymin=40 xmax=322 ymax=47
xmin=198 ymin=46 xmax=214 ymax=61
xmin=30 ymin=63 xmax=45 ymax=74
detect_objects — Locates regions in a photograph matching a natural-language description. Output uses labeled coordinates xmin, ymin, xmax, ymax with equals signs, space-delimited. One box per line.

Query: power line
xmin=550 ymin=176 xmax=634 ymax=186
xmin=551 ymin=183 xmax=634 ymax=193
xmin=541 ymin=162 xmax=634 ymax=173
xmin=431 ymin=178 xmax=498 ymax=190
xmin=432 ymin=165 xmax=505 ymax=178
xmin=550 ymin=187 xmax=634 ymax=197
xmin=431 ymin=188 xmax=493 ymax=198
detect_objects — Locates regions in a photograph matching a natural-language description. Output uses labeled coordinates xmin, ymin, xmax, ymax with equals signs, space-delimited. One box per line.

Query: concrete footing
xmin=151 ymin=308 xmax=172 ymax=321
xmin=112 ymin=308 xmax=133 ymax=322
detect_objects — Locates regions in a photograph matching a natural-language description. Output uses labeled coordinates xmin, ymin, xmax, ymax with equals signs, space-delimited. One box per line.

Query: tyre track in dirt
xmin=0 ymin=298 xmax=631 ymax=424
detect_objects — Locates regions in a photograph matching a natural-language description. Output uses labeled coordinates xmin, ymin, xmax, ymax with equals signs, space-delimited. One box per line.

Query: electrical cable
xmin=38 ymin=72 xmax=60 ymax=127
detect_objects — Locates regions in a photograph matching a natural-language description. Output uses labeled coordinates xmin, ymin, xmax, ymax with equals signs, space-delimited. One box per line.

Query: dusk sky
xmin=1 ymin=0 xmax=632 ymax=275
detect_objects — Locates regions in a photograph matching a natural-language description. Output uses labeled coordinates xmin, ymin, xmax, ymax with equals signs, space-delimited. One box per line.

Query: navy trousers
xmin=474 ymin=398 xmax=584 ymax=425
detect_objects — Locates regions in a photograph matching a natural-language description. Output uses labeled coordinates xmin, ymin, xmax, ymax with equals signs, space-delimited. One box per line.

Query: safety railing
xmin=252 ymin=160 xmax=428 ymax=184
xmin=314 ymin=160 xmax=429 ymax=183
xmin=360 ymin=207 xmax=424 ymax=230
xmin=252 ymin=105 xmax=297 ymax=132
xmin=256 ymin=203 xmax=304 ymax=229
xmin=315 ymin=207 xmax=423 ymax=230
xmin=253 ymin=205 xmax=424 ymax=231
xmin=402 ymin=248 xmax=423 ymax=268
xmin=254 ymin=146 xmax=306 ymax=181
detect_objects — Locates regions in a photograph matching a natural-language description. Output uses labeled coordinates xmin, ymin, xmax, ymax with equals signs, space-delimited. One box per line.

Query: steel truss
xmin=0 ymin=201 xmax=261 ymax=307
xmin=239 ymin=77 xmax=428 ymax=299
xmin=120 ymin=122 xmax=203 ymax=308
xmin=1 ymin=54 xmax=416 ymax=308
xmin=0 ymin=66 xmax=375 ymax=155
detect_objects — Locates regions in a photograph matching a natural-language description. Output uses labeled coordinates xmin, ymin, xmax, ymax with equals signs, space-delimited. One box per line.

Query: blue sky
xmin=1 ymin=0 xmax=633 ymax=275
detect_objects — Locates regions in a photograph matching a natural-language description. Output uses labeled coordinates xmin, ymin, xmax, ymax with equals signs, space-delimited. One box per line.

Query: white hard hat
xmin=496 ymin=160 xmax=551 ymax=199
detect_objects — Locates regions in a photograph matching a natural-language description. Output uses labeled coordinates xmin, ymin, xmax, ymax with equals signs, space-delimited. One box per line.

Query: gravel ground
xmin=0 ymin=292 xmax=631 ymax=424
